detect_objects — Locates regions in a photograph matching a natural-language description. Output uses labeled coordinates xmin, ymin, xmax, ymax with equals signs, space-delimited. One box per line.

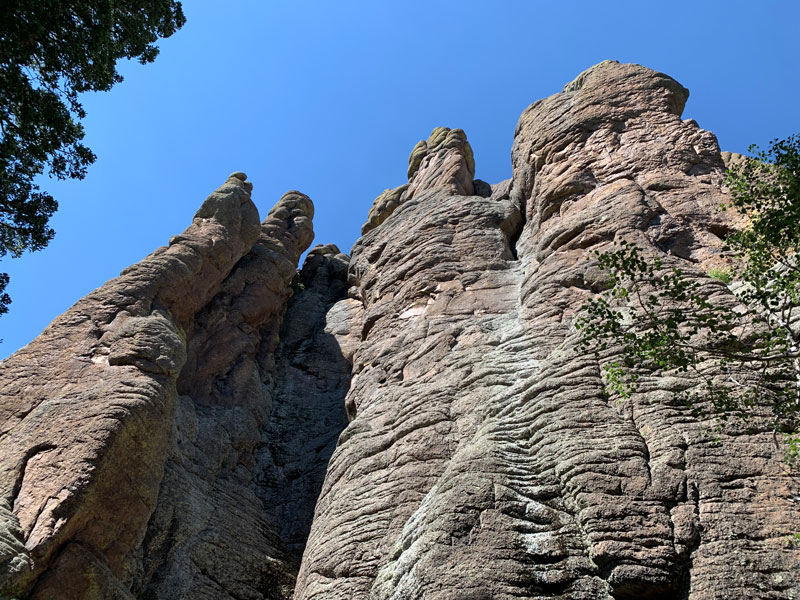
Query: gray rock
xmin=0 ymin=61 xmax=797 ymax=600
xmin=362 ymin=127 xmax=477 ymax=235
xmin=295 ymin=61 xmax=800 ymax=600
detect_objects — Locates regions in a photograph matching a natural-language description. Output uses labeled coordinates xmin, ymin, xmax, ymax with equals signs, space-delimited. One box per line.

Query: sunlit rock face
xmin=295 ymin=61 xmax=799 ymax=600
xmin=0 ymin=176 xmax=350 ymax=600
xmin=1 ymin=62 xmax=798 ymax=600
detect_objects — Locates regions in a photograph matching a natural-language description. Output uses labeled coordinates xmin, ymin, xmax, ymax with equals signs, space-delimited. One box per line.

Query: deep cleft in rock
xmin=1 ymin=62 xmax=798 ymax=600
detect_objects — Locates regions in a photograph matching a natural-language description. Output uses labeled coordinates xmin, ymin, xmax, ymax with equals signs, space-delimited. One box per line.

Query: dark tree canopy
xmin=0 ymin=0 xmax=185 ymax=316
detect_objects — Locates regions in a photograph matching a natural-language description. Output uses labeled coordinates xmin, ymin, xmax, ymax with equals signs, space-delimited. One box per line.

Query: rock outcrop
xmin=1 ymin=61 xmax=798 ymax=600
xmin=361 ymin=127 xmax=482 ymax=235
xmin=0 ymin=176 xmax=349 ymax=599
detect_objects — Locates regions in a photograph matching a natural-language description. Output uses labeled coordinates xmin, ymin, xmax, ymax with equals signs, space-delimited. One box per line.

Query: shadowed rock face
xmin=1 ymin=62 xmax=798 ymax=600
xmin=0 ymin=176 xmax=350 ymax=599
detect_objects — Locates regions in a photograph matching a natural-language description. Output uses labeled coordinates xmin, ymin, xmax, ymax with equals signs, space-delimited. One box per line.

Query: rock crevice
xmin=1 ymin=62 xmax=798 ymax=600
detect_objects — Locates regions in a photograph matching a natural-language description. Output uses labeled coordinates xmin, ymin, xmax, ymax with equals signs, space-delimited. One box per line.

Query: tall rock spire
xmin=0 ymin=62 xmax=797 ymax=600
xmin=362 ymin=127 xmax=477 ymax=235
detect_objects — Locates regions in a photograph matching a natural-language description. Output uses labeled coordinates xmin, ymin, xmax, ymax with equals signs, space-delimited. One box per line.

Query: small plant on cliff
xmin=575 ymin=134 xmax=800 ymax=462
xmin=707 ymin=268 xmax=732 ymax=284
xmin=0 ymin=0 xmax=186 ymax=317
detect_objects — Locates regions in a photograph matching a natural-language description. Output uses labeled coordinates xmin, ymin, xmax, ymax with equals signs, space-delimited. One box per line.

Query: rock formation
xmin=0 ymin=176 xmax=349 ymax=599
xmin=1 ymin=61 xmax=798 ymax=600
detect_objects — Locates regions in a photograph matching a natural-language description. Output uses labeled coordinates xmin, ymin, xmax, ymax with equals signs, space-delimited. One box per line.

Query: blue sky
xmin=2 ymin=1 xmax=799 ymax=358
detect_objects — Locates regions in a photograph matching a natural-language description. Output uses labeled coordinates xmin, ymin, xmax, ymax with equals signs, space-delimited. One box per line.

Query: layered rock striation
xmin=0 ymin=175 xmax=350 ymax=599
xmin=1 ymin=61 xmax=798 ymax=600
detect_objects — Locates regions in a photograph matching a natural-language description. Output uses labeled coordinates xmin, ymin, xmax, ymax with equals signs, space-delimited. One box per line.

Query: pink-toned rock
xmin=1 ymin=62 xmax=798 ymax=600
xmin=295 ymin=61 xmax=800 ymax=600
xmin=0 ymin=173 xmax=260 ymax=597
xmin=0 ymin=178 xmax=348 ymax=600
xmin=361 ymin=127 xmax=476 ymax=235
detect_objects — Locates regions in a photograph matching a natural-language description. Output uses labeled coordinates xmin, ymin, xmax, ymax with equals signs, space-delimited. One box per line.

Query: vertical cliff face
xmin=0 ymin=176 xmax=350 ymax=599
xmin=132 ymin=194 xmax=350 ymax=600
xmin=295 ymin=61 xmax=799 ymax=600
xmin=0 ymin=61 xmax=798 ymax=600
xmin=0 ymin=172 xmax=258 ymax=599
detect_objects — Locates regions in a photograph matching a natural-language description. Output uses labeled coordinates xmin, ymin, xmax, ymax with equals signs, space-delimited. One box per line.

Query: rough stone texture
xmin=132 ymin=191 xmax=325 ymax=600
xmin=0 ymin=172 xmax=259 ymax=599
xmin=362 ymin=127 xmax=476 ymax=234
xmin=295 ymin=61 xmax=800 ymax=600
xmin=721 ymin=150 xmax=748 ymax=171
xmin=0 ymin=178 xmax=349 ymax=599
xmin=1 ymin=61 xmax=799 ymax=600
xmin=256 ymin=243 xmax=352 ymax=556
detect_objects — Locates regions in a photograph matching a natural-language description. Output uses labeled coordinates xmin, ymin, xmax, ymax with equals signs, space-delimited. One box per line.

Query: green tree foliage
xmin=576 ymin=135 xmax=800 ymax=463
xmin=0 ymin=0 xmax=186 ymax=315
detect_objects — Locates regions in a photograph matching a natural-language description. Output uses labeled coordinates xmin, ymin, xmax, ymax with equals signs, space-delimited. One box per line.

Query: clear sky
xmin=2 ymin=1 xmax=799 ymax=358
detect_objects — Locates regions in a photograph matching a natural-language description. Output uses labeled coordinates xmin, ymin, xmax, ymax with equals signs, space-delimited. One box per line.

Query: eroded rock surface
xmin=0 ymin=172 xmax=258 ymax=599
xmin=1 ymin=62 xmax=798 ymax=600
xmin=361 ymin=127 xmax=477 ymax=235
xmin=295 ymin=61 xmax=800 ymax=600
xmin=133 ymin=192 xmax=328 ymax=600
xmin=0 ymin=177 xmax=349 ymax=599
